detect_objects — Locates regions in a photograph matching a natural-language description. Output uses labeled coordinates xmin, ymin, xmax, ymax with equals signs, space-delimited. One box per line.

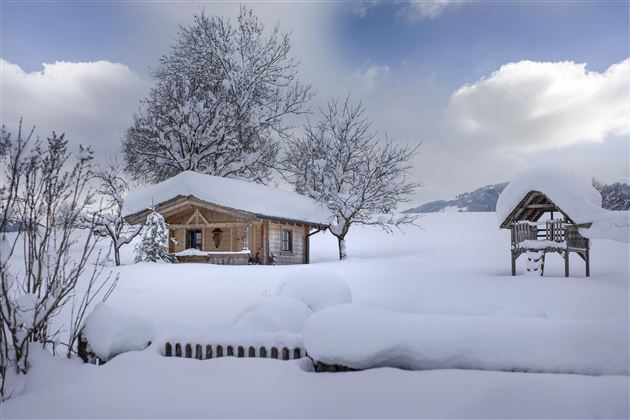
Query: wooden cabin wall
xmin=158 ymin=203 xmax=312 ymax=264
xmin=169 ymin=228 xmax=187 ymax=253
xmin=268 ymin=221 xmax=307 ymax=264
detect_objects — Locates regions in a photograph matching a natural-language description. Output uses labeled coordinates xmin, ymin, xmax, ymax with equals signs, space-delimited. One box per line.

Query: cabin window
xmin=281 ymin=229 xmax=293 ymax=253
xmin=187 ymin=229 xmax=203 ymax=250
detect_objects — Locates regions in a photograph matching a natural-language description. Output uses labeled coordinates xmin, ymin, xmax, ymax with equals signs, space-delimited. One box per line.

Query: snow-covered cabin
xmin=497 ymin=168 xmax=601 ymax=277
xmin=123 ymin=171 xmax=331 ymax=265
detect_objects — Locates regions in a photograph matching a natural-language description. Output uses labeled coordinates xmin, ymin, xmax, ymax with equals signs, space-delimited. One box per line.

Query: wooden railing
xmin=511 ymin=222 xmax=538 ymax=244
xmin=163 ymin=342 xmax=306 ymax=361
xmin=511 ymin=220 xmax=588 ymax=251
xmin=565 ymin=225 xmax=589 ymax=250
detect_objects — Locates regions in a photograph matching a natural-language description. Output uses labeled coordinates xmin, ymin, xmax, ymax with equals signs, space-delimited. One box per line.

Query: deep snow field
xmin=2 ymin=212 xmax=629 ymax=418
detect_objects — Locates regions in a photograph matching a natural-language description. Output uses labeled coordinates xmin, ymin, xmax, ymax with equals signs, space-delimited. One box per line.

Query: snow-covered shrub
xmin=303 ymin=304 xmax=628 ymax=375
xmin=135 ymin=210 xmax=174 ymax=263
xmin=0 ymin=123 xmax=117 ymax=399
xmin=234 ymin=297 xmax=312 ymax=333
xmin=275 ymin=268 xmax=352 ymax=312
xmin=81 ymin=304 xmax=155 ymax=362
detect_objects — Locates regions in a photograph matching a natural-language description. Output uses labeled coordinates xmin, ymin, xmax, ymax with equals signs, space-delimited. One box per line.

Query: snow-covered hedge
xmin=275 ymin=268 xmax=352 ymax=311
xmin=82 ymin=304 xmax=155 ymax=362
xmin=303 ymin=304 xmax=628 ymax=375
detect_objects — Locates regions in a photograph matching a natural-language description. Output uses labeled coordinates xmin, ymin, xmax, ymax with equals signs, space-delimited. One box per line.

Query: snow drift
xmin=303 ymin=304 xmax=628 ymax=375
xmin=234 ymin=296 xmax=312 ymax=333
xmin=580 ymin=209 xmax=630 ymax=243
xmin=275 ymin=268 xmax=352 ymax=311
xmin=82 ymin=303 xmax=155 ymax=362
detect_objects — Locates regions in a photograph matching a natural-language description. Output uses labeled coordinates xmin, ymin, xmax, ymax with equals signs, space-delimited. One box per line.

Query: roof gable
xmin=498 ymin=191 xmax=573 ymax=228
xmin=497 ymin=167 xmax=602 ymax=228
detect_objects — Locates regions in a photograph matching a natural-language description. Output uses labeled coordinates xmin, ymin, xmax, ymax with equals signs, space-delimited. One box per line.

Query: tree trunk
xmin=337 ymin=236 xmax=347 ymax=260
xmin=114 ymin=247 xmax=121 ymax=266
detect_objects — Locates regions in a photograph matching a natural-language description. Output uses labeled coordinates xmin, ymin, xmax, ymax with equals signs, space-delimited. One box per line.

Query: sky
xmin=1 ymin=0 xmax=629 ymax=205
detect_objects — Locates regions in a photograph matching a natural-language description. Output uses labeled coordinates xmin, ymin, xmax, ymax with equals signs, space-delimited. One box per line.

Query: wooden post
xmin=195 ymin=344 xmax=203 ymax=360
xmin=237 ymin=346 xmax=244 ymax=358
xmin=271 ymin=347 xmax=278 ymax=359
xmin=511 ymin=250 xmax=516 ymax=276
xmin=248 ymin=346 xmax=256 ymax=357
xmin=259 ymin=346 xmax=267 ymax=358
xmin=185 ymin=344 xmax=192 ymax=358
xmin=242 ymin=224 xmax=249 ymax=251
xmin=227 ymin=345 xmax=234 ymax=357
xmin=165 ymin=342 xmax=172 ymax=357
xmin=282 ymin=347 xmax=290 ymax=360
xmin=175 ymin=343 xmax=182 ymax=357
xmin=216 ymin=345 xmax=223 ymax=357
xmin=564 ymin=250 xmax=570 ymax=277
xmin=585 ymin=246 xmax=590 ymax=277
xmin=206 ymin=345 xmax=213 ymax=359
xmin=293 ymin=348 xmax=301 ymax=359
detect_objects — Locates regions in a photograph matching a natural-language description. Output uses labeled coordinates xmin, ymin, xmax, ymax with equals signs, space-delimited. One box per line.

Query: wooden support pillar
xmin=305 ymin=226 xmax=310 ymax=265
xmin=585 ymin=246 xmax=590 ymax=277
xmin=564 ymin=250 xmax=570 ymax=278
xmin=511 ymin=250 xmax=516 ymax=276
xmin=242 ymin=224 xmax=249 ymax=251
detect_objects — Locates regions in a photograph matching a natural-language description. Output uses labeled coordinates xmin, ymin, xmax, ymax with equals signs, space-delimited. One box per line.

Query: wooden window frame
xmin=281 ymin=229 xmax=293 ymax=253
xmin=187 ymin=229 xmax=203 ymax=250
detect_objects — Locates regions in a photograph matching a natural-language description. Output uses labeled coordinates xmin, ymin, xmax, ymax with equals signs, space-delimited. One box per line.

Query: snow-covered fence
xmin=163 ymin=342 xmax=306 ymax=361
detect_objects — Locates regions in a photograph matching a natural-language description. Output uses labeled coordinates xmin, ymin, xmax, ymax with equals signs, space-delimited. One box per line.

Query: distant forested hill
xmin=406 ymin=180 xmax=630 ymax=213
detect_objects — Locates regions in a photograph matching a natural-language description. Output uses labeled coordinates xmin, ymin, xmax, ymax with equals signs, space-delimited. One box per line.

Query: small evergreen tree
xmin=134 ymin=210 xmax=174 ymax=263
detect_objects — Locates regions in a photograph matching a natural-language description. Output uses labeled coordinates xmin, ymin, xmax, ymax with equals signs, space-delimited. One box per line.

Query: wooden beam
xmin=169 ymin=221 xmax=262 ymax=229
xmin=526 ymin=204 xmax=556 ymax=209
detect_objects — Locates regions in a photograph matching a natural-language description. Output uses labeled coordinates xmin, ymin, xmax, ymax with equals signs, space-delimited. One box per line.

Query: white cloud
xmin=399 ymin=0 xmax=463 ymax=21
xmin=449 ymin=59 xmax=630 ymax=152
xmin=1 ymin=59 xmax=148 ymax=158
xmin=352 ymin=64 xmax=391 ymax=91
xmin=350 ymin=1 xmax=461 ymax=21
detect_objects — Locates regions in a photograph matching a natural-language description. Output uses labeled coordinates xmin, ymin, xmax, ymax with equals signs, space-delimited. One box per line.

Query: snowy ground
xmin=2 ymin=213 xmax=629 ymax=418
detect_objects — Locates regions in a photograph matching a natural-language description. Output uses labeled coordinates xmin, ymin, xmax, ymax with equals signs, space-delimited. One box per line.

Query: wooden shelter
xmin=123 ymin=171 xmax=330 ymax=265
xmin=499 ymin=190 xmax=591 ymax=277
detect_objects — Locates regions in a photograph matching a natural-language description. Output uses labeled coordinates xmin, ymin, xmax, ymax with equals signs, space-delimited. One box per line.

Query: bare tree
xmin=284 ymin=97 xmax=420 ymax=259
xmin=0 ymin=121 xmax=116 ymax=400
xmin=123 ymin=6 xmax=311 ymax=185
xmin=93 ymin=161 xmax=141 ymax=266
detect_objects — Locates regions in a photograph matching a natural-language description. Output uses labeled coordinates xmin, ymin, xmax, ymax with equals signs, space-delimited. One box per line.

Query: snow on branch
xmin=123 ymin=6 xmax=311 ymax=185
xmin=283 ymin=96 xmax=420 ymax=259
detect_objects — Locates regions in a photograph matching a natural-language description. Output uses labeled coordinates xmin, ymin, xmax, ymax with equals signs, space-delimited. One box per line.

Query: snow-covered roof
xmin=496 ymin=167 xmax=603 ymax=226
xmin=123 ymin=171 xmax=331 ymax=226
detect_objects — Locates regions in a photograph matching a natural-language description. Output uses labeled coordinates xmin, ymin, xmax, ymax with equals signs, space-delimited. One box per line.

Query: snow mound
xmin=497 ymin=167 xmax=602 ymax=225
xmin=275 ymin=268 xmax=352 ymax=312
xmin=173 ymin=248 xmax=210 ymax=257
xmin=580 ymin=210 xmax=630 ymax=243
xmin=303 ymin=304 xmax=628 ymax=375
xmin=361 ymin=293 xmax=548 ymax=318
xmin=123 ymin=170 xmax=331 ymax=225
xmin=82 ymin=303 xmax=155 ymax=362
xmin=234 ymin=297 xmax=312 ymax=333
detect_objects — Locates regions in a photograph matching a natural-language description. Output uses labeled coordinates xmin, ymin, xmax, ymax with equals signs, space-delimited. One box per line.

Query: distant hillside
xmin=593 ymin=180 xmax=630 ymax=211
xmin=407 ymin=180 xmax=630 ymax=213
